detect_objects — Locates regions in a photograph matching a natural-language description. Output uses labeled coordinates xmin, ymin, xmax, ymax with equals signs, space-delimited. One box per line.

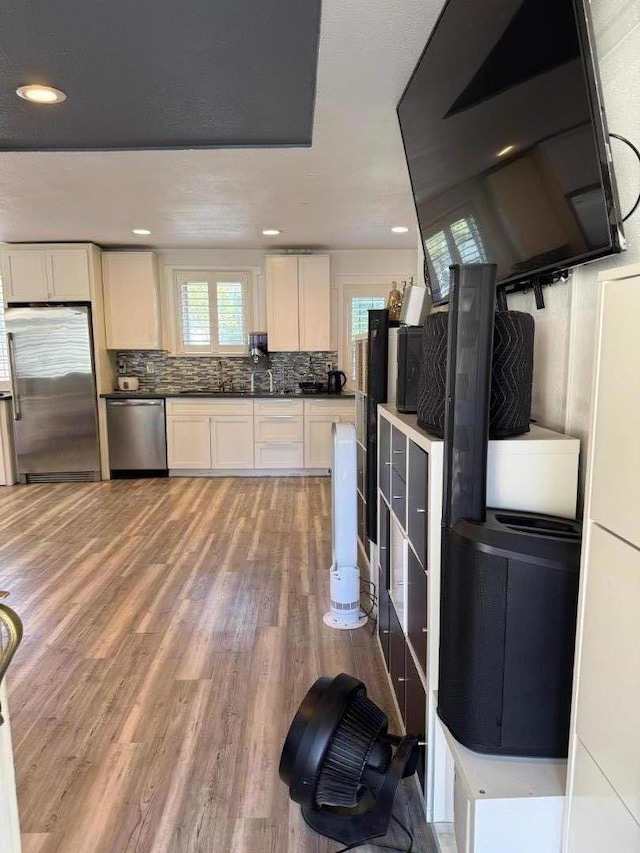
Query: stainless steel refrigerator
xmin=6 ymin=305 xmax=100 ymax=483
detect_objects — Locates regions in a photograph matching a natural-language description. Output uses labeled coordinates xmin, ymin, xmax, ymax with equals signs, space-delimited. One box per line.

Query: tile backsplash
xmin=115 ymin=351 xmax=339 ymax=393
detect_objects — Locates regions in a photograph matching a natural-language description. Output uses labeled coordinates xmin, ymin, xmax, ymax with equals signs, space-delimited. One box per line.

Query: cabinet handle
xmin=393 ymin=450 xmax=404 ymax=455
xmin=416 ymin=508 xmax=426 ymax=514
xmin=382 ymin=630 xmax=390 ymax=634
xmin=397 ymin=677 xmax=407 ymax=682
xmin=393 ymin=495 xmax=403 ymax=500
xmin=384 ymin=461 xmax=392 ymax=466
xmin=395 ymin=582 xmax=404 ymax=587
xmin=418 ymin=741 xmax=427 ymax=747
xmin=379 ymin=545 xmax=387 ymax=551
xmin=422 ymin=628 xmax=428 ymax=634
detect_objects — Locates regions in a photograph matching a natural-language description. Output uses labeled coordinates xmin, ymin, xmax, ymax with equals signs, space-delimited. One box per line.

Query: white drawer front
xmin=254 ymin=399 xmax=303 ymax=417
xmin=166 ymin=399 xmax=254 ymax=417
xmin=304 ymin=399 xmax=355 ymax=418
xmin=254 ymin=442 xmax=304 ymax=469
xmin=255 ymin=414 xmax=303 ymax=443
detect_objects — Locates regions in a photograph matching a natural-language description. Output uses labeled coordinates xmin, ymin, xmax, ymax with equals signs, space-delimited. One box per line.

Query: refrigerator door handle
xmin=7 ymin=333 xmax=20 ymax=421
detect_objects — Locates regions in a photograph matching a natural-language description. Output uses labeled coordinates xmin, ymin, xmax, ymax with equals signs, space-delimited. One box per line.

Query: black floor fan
xmin=279 ymin=673 xmax=419 ymax=846
xmin=437 ymin=264 xmax=582 ymax=757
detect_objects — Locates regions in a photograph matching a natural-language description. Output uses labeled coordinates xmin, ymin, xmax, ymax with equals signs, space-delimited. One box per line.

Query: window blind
xmin=180 ymin=282 xmax=211 ymax=347
xmin=175 ymin=271 xmax=251 ymax=355
xmin=350 ymin=296 xmax=386 ymax=379
xmin=216 ymin=282 xmax=246 ymax=347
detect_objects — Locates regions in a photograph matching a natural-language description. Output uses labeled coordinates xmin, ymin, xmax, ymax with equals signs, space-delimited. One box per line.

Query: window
xmin=173 ymin=270 xmax=252 ymax=356
xmin=425 ymin=214 xmax=486 ymax=297
xmin=342 ymin=289 xmax=388 ymax=381
xmin=0 ymin=278 xmax=9 ymax=384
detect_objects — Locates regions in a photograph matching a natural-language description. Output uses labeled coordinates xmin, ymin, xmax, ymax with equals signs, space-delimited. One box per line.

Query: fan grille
xmin=315 ymin=691 xmax=388 ymax=807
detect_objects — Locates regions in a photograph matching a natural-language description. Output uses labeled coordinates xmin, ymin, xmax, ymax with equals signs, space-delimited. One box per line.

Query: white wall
xmin=508 ymin=1 xmax=640 ymax=502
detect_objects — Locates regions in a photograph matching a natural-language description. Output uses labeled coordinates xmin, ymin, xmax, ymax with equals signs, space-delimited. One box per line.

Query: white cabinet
xmin=102 ymin=252 xmax=161 ymax=350
xmin=166 ymin=400 xmax=254 ymax=471
xmin=304 ymin=398 xmax=355 ymax=469
xmin=2 ymin=246 xmax=91 ymax=302
xmin=254 ymin=398 xmax=303 ymax=469
xmin=167 ymin=415 xmax=212 ymax=469
xmin=0 ymin=680 xmax=21 ymax=853
xmin=265 ymin=254 xmax=331 ymax=351
xmin=565 ymin=267 xmax=640 ymax=852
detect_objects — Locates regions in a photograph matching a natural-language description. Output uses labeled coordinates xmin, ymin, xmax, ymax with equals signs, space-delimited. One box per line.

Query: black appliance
xmin=365 ymin=309 xmax=389 ymax=544
xmin=279 ymin=673 xmax=419 ymax=846
xmin=248 ymin=331 xmax=268 ymax=365
xmin=397 ymin=0 xmax=624 ymax=306
xmin=396 ymin=326 xmax=423 ymax=414
xmin=437 ymin=264 xmax=582 ymax=757
xmin=417 ymin=309 xmax=535 ymax=438
xmin=327 ymin=370 xmax=347 ymax=394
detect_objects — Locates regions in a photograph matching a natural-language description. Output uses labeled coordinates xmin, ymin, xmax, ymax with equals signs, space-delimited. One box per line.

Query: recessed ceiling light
xmin=262 ymin=229 xmax=281 ymax=236
xmin=132 ymin=228 xmax=151 ymax=235
xmin=16 ymin=84 xmax=67 ymax=104
xmin=497 ymin=145 xmax=515 ymax=158
xmin=391 ymin=226 xmax=410 ymax=234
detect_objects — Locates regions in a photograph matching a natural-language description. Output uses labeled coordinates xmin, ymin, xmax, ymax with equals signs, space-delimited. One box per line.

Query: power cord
xmin=332 ymin=812 xmax=414 ymax=853
xmin=610 ymin=133 xmax=640 ymax=222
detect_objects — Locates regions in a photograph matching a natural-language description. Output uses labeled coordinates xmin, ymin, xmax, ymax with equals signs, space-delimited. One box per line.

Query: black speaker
xmin=417 ymin=310 xmax=535 ymax=439
xmin=396 ymin=326 xmax=424 ymax=413
xmin=365 ymin=309 xmax=389 ymax=544
xmin=439 ymin=511 xmax=581 ymax=756
xmin=437 ymin=264 xmax=582 ymax=758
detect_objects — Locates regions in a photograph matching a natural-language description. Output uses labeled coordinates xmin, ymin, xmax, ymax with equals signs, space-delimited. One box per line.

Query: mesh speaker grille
xmin=417 ymin=311 xmax=534 ymax=438
xmin=315 ymin=691 xmax=388 ymax=807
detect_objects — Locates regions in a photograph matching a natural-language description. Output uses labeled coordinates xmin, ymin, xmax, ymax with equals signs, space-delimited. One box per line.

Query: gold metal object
xmin=0 ymin=603 xmax=23 ymax=725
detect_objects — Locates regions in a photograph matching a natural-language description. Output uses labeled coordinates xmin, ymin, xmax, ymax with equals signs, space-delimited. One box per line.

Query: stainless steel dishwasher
xmin=106 ymin=398 xmax=168 ymax=477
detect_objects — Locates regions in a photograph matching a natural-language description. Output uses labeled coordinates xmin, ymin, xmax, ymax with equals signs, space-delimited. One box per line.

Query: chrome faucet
xmin=250 ymin=369 xmax=274 ymax=394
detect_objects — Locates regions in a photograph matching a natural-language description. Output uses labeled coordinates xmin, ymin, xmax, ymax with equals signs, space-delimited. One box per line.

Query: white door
xmin=305 ymin=417 xmax=334 ymax=468
xmin=266 ymin=256 xmax=299 ymax=351
xmin=4 ymin=251 xmax=49 ymax=301
xmin=298 ymin=255 xmax=331 ymax=351
xmin=167 ymin=416 xmax=212 ymax=469
xmin=48 ymin=250 xmax=91 ymax=300
xmin=211 ymin=416 xmax=254 ymax=469
xmin=103 ymin=253 xmax=160 ymax=349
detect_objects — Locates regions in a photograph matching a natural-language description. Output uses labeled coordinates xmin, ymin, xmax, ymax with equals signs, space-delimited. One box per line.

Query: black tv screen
xmin=397 ymin=0 xmax=625 ymax=305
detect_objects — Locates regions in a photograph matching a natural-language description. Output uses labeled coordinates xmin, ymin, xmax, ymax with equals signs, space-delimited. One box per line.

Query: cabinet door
xmin=378 ymin=498 xmax=390 ymax=590
xmin=390 ymin=514 xmax=407 ymax=629
xmin=407 ymin=441 xmax=428 ymax=567
xmin=407 ymin=547 xmax=428 ymax=677
xmin=378 ymin=561 xmax=391 ymax=667
xmin=405 ymin=649 xmax=427 ymax=792
xmin=266 ymin=256 xmax=299 ymax=351
xmin=103 ymin=252 xmax=160 ymax=349
xmin=48 ymin=249 xmax=91 ymax=300
xmin=379 ymin=416 xmax=391 ymax=501
xmin=305 ymin=417 xmax=334 ymax=468
xmin=389 ymin=603 xmax=406 ymax=721
xmin=298 ymin=255 xmax=331 ymax=351
xmin=212 ymin=416 xmax=254 ymax=469
xmin=167 ymin=416 xmax=211 ymax=469
xmin=4 ymin=251 xmax=49 ymax=301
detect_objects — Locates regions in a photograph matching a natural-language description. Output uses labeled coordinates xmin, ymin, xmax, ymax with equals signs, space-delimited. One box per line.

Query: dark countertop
xmin=101 ymin=391 xmax=356 ymax=401
xmin=0 ymin=393 xmax=12 ymax=400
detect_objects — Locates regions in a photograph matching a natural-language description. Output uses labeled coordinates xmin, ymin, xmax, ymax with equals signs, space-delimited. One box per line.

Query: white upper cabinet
xmin=265 ymin=254 xmax=330 ymax=351
xmin=102 ymin=252 xmax=161 ymax=350
xmin=3 ymin=246 xmax=91 ymax=302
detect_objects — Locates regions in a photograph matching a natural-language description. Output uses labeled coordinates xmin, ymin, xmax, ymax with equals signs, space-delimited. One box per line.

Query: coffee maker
xmin=327 ymin=370 xmax=347 ymax=394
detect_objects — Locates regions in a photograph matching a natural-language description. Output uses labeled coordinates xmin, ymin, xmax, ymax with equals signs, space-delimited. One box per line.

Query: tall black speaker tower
xmin=365 ymin=309 xmax=389 ymax=544
xmin=438 ymin=265 xmax=582 ymax=757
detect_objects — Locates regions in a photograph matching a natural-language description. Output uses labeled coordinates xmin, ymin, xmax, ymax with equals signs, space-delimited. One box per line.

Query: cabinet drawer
xmin=166 ymin=399 xmax=253 ymax=417
xmin=254 ymin=442 xmax=303 ymax=469
xmin=379 ymin=416 xmax=391 ymax=501
xmin=378 ymin=499 xmax=390 ymax=590
xmin=390 ymin=514 xmax=407 ymax=630
xmin=407 ymin=441 xmax=428 ymax=567
xmin=405 ymin=649 xmax=427 ymax=792
xmin=407 ymin=547 xmax=427 ymax=677
xmin=390 ymin=468 xmax=406 ymax=530
xmin=254 ymin=399 xmax=303 ymax=418
xmin=389 ymin=603 xmax=406 ymax=721
xmin=391 ymin=426 xmax=407 ymax=480
xmin=305 ymin=399 xmax=354 ymax=418
xmin=254 ymin=414 xmax=303 ymax=443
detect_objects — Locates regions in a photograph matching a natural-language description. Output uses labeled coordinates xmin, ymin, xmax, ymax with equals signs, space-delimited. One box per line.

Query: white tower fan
xmin=323 ymin=422 xmax=367 ymax=630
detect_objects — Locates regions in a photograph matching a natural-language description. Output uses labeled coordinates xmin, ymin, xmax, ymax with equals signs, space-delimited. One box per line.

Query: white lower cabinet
xmin=167 ymin=415 xmax=212 ymax=469
xmin=166 ymin=397 xmax=355 ymax=474
xmin=304 ymin=399 xmax=355 ymax=469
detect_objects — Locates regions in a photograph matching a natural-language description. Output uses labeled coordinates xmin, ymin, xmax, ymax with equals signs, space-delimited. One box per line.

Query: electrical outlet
xmin=146 ymin=362 xmax=155 ymax=374
xmin=117 ymin=357 xmax=127 ymax=375
xmin=325 ymin=361 xmax=333 ymax=372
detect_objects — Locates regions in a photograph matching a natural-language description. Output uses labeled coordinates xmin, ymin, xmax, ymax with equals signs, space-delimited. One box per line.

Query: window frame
xmin=169 ymin=268 xmax=256 ymax=357
xmin=338 ymin=281 xmax=395 ymax=386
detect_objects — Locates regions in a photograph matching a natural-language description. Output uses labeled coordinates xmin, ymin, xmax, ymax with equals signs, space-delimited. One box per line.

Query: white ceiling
xmin=0 ymin=0 xmax=444 ymax=251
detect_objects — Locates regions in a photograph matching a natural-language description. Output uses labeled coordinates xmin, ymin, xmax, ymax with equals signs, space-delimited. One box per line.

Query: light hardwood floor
xmin=0 ymin=477 xmax=435 ymax=853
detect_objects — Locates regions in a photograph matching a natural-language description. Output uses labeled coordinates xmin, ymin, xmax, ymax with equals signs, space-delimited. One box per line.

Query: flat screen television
xmin=397 ymin=0 xmax=625 ymax=306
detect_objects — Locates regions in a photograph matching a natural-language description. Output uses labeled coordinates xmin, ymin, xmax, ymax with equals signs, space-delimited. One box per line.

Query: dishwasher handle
xmin=107 ymin=400 xmax=164 ymax=406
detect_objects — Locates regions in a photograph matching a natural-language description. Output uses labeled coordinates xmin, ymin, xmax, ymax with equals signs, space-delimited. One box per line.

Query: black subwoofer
xmin=417 ymin=310 xmax=535 ymax=438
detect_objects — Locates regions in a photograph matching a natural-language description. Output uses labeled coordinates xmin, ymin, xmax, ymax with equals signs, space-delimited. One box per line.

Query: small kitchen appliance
xmin=248 ymin=331 xmax=269 ymax=365
xmin=327 ymin=370 xmax=347 ymax=394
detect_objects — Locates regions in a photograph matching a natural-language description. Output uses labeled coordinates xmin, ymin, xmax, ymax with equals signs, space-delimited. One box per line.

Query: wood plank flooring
xmin=0 ymin=477 xmax=436 ymax=853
